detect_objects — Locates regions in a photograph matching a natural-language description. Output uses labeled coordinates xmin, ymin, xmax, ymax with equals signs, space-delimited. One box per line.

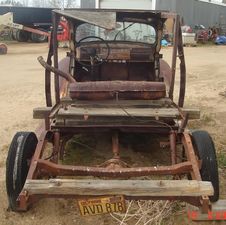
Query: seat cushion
xmin=69 ymin=81 xmax=166 ymax=100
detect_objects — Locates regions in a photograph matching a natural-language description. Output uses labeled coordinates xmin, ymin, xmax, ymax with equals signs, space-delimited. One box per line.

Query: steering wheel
xmin=75 ymin=36 xmax=110 ymax=67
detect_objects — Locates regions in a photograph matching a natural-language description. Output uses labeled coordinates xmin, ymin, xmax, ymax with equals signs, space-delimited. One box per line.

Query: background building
xmin=83 ymin=0 xmax=226 ymax=29
xmin=155 ymin=0 xmax=226 ymax=28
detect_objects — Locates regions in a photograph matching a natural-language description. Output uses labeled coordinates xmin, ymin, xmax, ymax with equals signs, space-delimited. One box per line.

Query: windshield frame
xmin=75 ymin=21 xmax=158 ymax=46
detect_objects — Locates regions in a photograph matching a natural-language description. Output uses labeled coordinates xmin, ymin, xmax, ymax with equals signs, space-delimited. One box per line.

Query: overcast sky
xmin=12 ymin=0 xmax=81 ymax=7
xmin=2 ymin=0 xmax=225 ymax=7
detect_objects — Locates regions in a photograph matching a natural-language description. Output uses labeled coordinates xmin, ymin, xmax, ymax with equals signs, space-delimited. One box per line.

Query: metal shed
xmin=98 ymin=0 xmax=154 ymax=10
xmin=93 ymin=0 xmax=226 ymax=28
xmin=155 ymin=0 xmax=226 ymax=28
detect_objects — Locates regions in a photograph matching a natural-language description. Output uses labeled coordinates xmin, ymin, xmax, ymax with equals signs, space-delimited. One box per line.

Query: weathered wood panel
xmin=67 ymin=98 xmax=172 ymax=108
xmin=24 ymin=179 xmax=213 ymax=197
xmin=181 ymin=108 xmax=200 ymax=120
xmin=57 ymin=107 xmax=180 ymax=119
xmin=33 ymin=107 xmax=52 ymax=119
xmin=33 ymin=105 xmax=199 ymax=120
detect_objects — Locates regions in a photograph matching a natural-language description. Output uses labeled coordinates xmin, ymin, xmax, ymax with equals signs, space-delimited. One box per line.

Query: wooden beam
xmin=33 ymin=106 xmax=200 ymax=120
xmin=57 ymin=107 xmax=180 ymax=119
xmin=60 ymin=98 xmax=173 ymax=107
xmin=54 ymin=118 xmax=164 ymax=126
xmin=33 ymin=107 xmax=52 ymax=119
xmin=24 ymin=179 xmax=213 ymax=197
xmin=181 ymin=108 xmax=200 ymax=120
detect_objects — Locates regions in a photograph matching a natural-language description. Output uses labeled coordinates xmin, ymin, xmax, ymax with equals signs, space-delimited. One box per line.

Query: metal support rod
xmin=59 ymin=139 xmax=65 ymax=161
xmin=23 ymin=26 xmax=50 ymax=37
xmin=36 ymin=159 xmax=193 ymax=177
xmin=45 ymin=32 xmax=53 ymax=107
xmin=169 ymin=15 xmax=180 ymax=100
xmin=182 ymin=133 xmax=210 ymax=213
xmin=170 ymin=131 xmax=177 ymax=165
xmin=178 ymin=112 xmax=189 ymax=133
xmin=44 ymin=117 xmax=50 ymax=131
xmin=17 ymin=191 xmax=29 ymax=211
xmin=182 ymin=133 xmax=201 ymax=181
xmin=52 ymin=12 xmax=60 ymax=104
xmin=112 ymin=132 xmax=120 ymax=159
xmin=52 ymin=131 xmax=60 ymax=163
xmin=38 ymin=56 xmax=76 ymax=83
xmin=59 ymin=136 xmax=72 ymax=160
xmin=177 ymin=22 xmax=186 ymax=107
xmin=27 ymin=131 xmax=49 ymax=179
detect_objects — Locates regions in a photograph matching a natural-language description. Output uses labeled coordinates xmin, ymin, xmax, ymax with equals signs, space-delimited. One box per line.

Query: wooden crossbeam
xmin=33 ymin=106 xmax=200 ymax=120
xmin=181 ymin=108 xmax=200 ymax=119
xmin=66 ymin=99 xmax=172 ymax=107
xmin=57 ymin=107 xmax=180 ymax=119
xmin=24 ymin=179 xmax=213 ymax=197
xmin=33 ymin=107 xmax=52 ymax=119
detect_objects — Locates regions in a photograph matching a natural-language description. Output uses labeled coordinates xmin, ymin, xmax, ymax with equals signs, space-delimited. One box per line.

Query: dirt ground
xmin=0 ymin=42 xmax=226 ymax=225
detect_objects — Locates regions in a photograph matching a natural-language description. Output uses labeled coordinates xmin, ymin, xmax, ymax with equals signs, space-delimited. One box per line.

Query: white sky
xmin=8 ymin=0 xmax=81 ymax=7
xmin=4 ymin=0 xmax=225 ymax=7
xmin=201 ymin=0 xmax=223 ymax=2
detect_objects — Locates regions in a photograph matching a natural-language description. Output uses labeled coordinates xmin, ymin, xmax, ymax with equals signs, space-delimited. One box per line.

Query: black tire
xmin=30 ymin=29 xmax=47 ymax=43
xmin=10 ymin=29 xmax=17 ymax=40
xmin=15 ymin=30 xmax=30 ymax=42
xmin=191 ymin=130 xmax=219 ymax=202
xmin=6 ymin=132 xmax=38 ymax=211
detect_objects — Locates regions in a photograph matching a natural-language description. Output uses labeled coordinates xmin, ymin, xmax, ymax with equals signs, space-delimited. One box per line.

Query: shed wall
xmin=156 ymin=0 xmax=226 ymax=27
xmin=99 ymin=0 xmax=153 ymax=10
xmin=81 ymin=0 xmax=96 ymax=8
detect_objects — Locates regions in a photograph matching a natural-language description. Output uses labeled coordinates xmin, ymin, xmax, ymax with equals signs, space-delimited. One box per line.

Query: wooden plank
xmin=54 ymin=117 xmax=162 ymax=125
xmin=60 ymin=98 xmax=173 ymax=108
xmin=181 ymin=108 xmax=200 ymax=120
xmin=57 ymin=107 xmax=180 ymax=119
xmin=33 ymin=107 xmax=52 ymax=119
xmin=187 ymin=200 xmax=226 ymax=221
xmin=53 ymin=118 xmax=176 ymax=128
xmin=24 ymin=179 xmax=213 ymax=197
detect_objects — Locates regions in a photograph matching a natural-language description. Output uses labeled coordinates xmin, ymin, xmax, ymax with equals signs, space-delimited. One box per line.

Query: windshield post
xmin=169 ymin=14 xmax=180 ymax=100
xmin=52 ymin=11 xmax=60 ymax=104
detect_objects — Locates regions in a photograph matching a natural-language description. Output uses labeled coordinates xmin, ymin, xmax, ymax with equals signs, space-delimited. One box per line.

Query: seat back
xmin=69 ymin=81 xmax=166 ymax=100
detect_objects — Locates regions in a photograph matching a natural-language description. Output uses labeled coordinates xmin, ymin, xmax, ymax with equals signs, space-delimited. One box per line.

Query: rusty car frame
xmin=6 ymin=9 xmax=219 ymax=215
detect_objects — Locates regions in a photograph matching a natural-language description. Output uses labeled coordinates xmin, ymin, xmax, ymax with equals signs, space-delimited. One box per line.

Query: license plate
xmin=78 ymin=196 xmax=126 ymax=216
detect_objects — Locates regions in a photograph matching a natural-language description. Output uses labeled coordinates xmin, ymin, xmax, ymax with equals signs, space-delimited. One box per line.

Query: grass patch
xmin=196 ymin=41 xmax=215 ymax=47
xmin=63 ymin=134 xmax=106 ymax=166
xmin=201 ymin=113 xmax=216 ymax=125
xmin=188 ymin=113 xmax=216 ymax=129
xmin=218 ymin=152 xmax=226 ymax=168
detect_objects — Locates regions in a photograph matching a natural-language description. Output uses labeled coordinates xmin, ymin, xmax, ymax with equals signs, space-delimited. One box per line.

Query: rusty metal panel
xmin=37 ymin=159 xmax=193 ymax=177
xmin=70 ymin=81 xmax=166 ymax=92
xmin=69 ymin=81 xmax=166 ymax=100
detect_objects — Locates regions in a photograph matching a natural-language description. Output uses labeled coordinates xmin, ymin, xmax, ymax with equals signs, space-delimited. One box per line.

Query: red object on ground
xmin=0 ymin=43 xmax=7 ymax=54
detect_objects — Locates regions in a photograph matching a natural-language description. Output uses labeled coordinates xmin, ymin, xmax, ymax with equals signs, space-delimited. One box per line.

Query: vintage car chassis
xmin=6 ymin=9 xmax=217 ymax=215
